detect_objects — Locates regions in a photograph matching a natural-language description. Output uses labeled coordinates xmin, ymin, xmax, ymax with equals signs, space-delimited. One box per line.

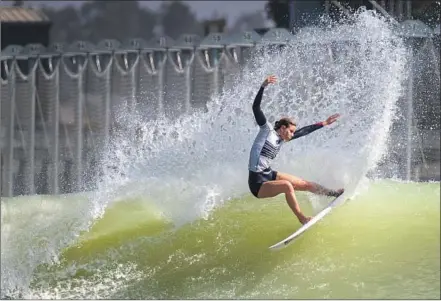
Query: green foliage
xmin=265 ymin=0 xmax=290 ymax=29
xmin=160 ymin=0 xmax=203 ymax=39
xmin=12 ymin=0 xmax=23 ymax=7
xmin=265 ymin=0 xmax=441 ymax=29
xmin=41 ymin=0 xmax=202 ymax=44
xmin=411 ymin=1 xmax=440 ymax=27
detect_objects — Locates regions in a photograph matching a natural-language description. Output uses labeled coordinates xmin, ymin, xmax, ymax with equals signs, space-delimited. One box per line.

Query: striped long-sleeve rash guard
xmin=248 ymin=86 xmax=324 ymax=173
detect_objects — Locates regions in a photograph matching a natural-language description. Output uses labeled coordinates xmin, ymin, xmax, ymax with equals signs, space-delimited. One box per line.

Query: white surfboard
xmin=269 ymin=193 xmax=347 ymax=250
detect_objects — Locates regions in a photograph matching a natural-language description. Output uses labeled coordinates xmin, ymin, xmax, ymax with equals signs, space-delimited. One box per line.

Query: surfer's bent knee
xmin=281 ymin=180 xmax=294 ymax=194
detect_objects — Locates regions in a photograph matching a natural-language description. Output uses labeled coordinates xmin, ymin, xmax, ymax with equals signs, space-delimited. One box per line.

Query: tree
xmin=41 ymin=1 xmax=159 ymax=45
xmin=265 ymin=0 xmax=441 ymax=29
xmin=13 ymin=0 xmax=23 ymax=7
xmin=79 ymin=1 xmax=157 ymax=43
xmin=229 ymin=11 xmax=267 ymax=33
xmin=411 ymin=1 xmax=440 ymax=27
xmin=265 ymin=0 xmax=354 ymax=30
xmin=160 ymin=0 xmax=203 ymax=39
xmin=41 ymin=6 xmax=85 ymax=43
xmin=265 ymin=0 xmax=290 ymax=29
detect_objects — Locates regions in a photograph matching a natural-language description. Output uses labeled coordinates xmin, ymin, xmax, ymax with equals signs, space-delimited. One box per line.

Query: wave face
xmin=1 ymin=11 xmax=413 ymax=299
xmin=3 ymin=181 xmax=440 ymax=299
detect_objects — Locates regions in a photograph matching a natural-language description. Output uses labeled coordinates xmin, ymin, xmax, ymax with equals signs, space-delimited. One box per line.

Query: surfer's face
xmin=280 ymin=124 xmax=296 ymax=141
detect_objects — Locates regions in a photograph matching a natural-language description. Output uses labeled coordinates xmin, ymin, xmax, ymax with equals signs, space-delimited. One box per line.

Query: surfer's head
xmin=274 ymin=117 xmax=297 ymax=141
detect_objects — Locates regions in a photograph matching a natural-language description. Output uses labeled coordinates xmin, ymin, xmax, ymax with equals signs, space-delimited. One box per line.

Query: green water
xmin=19 ymin=180 xmax=438 ymax=299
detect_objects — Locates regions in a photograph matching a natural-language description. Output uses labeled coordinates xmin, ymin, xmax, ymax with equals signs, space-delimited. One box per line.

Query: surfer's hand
xmin=301 ymin=216 xmax=312 ymax=225
xmin=262 ymin=75 xmax=277 ymax=87
xmin=323 ymin=114 xmax=340 ymax=126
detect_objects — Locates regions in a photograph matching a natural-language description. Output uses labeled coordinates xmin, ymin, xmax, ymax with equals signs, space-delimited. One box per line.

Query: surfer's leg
xmin=276 ymin=172 xmax=343 ymax=197
xmin=258 ymin=180 xmax=311 ymax=224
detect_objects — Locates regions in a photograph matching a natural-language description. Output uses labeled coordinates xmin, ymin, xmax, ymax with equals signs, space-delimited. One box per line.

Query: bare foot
xmin=335 ymin=188 xmax=344 ymax=197
xmin=327 ymin=188 xmax=345 ymax=198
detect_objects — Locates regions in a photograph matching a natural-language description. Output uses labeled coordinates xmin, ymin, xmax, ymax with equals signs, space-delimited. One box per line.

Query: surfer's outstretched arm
xmin=252 ymin=75 xmax=277 ymax=126
xmin=290 ymin=113 xmax=340 ymax=140
xmin=290 ymin=122 xmax=324 ymax=140
xmin=252 ymin=86 xmax=266 ymax=126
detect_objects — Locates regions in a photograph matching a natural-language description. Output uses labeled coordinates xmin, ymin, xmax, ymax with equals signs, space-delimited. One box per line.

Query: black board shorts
xmin=248 ymin=168 xmax=278 ymax=198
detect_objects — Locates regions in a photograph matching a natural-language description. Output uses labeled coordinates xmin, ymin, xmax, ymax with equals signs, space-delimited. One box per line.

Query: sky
xmin=2 ymin=1 xmax=270 ymax=26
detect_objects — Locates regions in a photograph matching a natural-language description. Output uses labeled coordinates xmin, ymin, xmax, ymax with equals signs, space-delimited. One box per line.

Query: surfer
xmin=248 ymin=75 xmax=344 ymax=225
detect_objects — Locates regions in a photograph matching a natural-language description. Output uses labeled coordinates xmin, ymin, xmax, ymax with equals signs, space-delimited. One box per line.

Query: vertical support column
xmin=0 ymin=68 xmax=2 ymax=198
xmin=406 ymin=0 xmax=412 ymax=19
xmin=103 ymin=56 xmax=111 ymax=145
xmin=211 ymin=49 xmax=220 ymax=97
xmin=396 ymin=0 xmax=403 ymax=21
xmin=74 ymin=60 xmax=84 ymax=192
xmin=289 ymin=0 xmax=295 ymax=32
xmin=14 ymin=60 xmax=38 ymax=195
xmin=429 ymin=40 xmax=441 ymax=80
xmin=134 ymin=51 xmax=142 ymax=115
xmin=50 ymin=64 xmax=60 ymax=194
xmin=324 ymin=0 xmax=330 ymax=15
xmin=157 ymin=61 xmax=164 ymax=116
xmin=185 ymin=63 xmax=192 ymax=113
xmin=26 ymin=63 xmax=37 ymax=195
xmin=406 ymin=52 xmax=414 ymax=181
xmin=389 ymin=0 xmax=395 ymax=16
xmin=130 ymin=53 xmax=138 ymax=112
xmin=2 ymin=62 xmax=16 ymax=197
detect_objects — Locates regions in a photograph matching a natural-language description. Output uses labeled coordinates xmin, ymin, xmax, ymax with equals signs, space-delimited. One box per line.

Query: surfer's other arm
xmin=252 ymin=75 xmax=277 ymax=126
xmin=290 ymin=114 xmax=340 ymax=140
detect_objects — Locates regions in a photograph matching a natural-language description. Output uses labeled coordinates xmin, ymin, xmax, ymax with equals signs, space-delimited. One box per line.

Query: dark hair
xmin=274 ymin=117 xmax=296 ymax=130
